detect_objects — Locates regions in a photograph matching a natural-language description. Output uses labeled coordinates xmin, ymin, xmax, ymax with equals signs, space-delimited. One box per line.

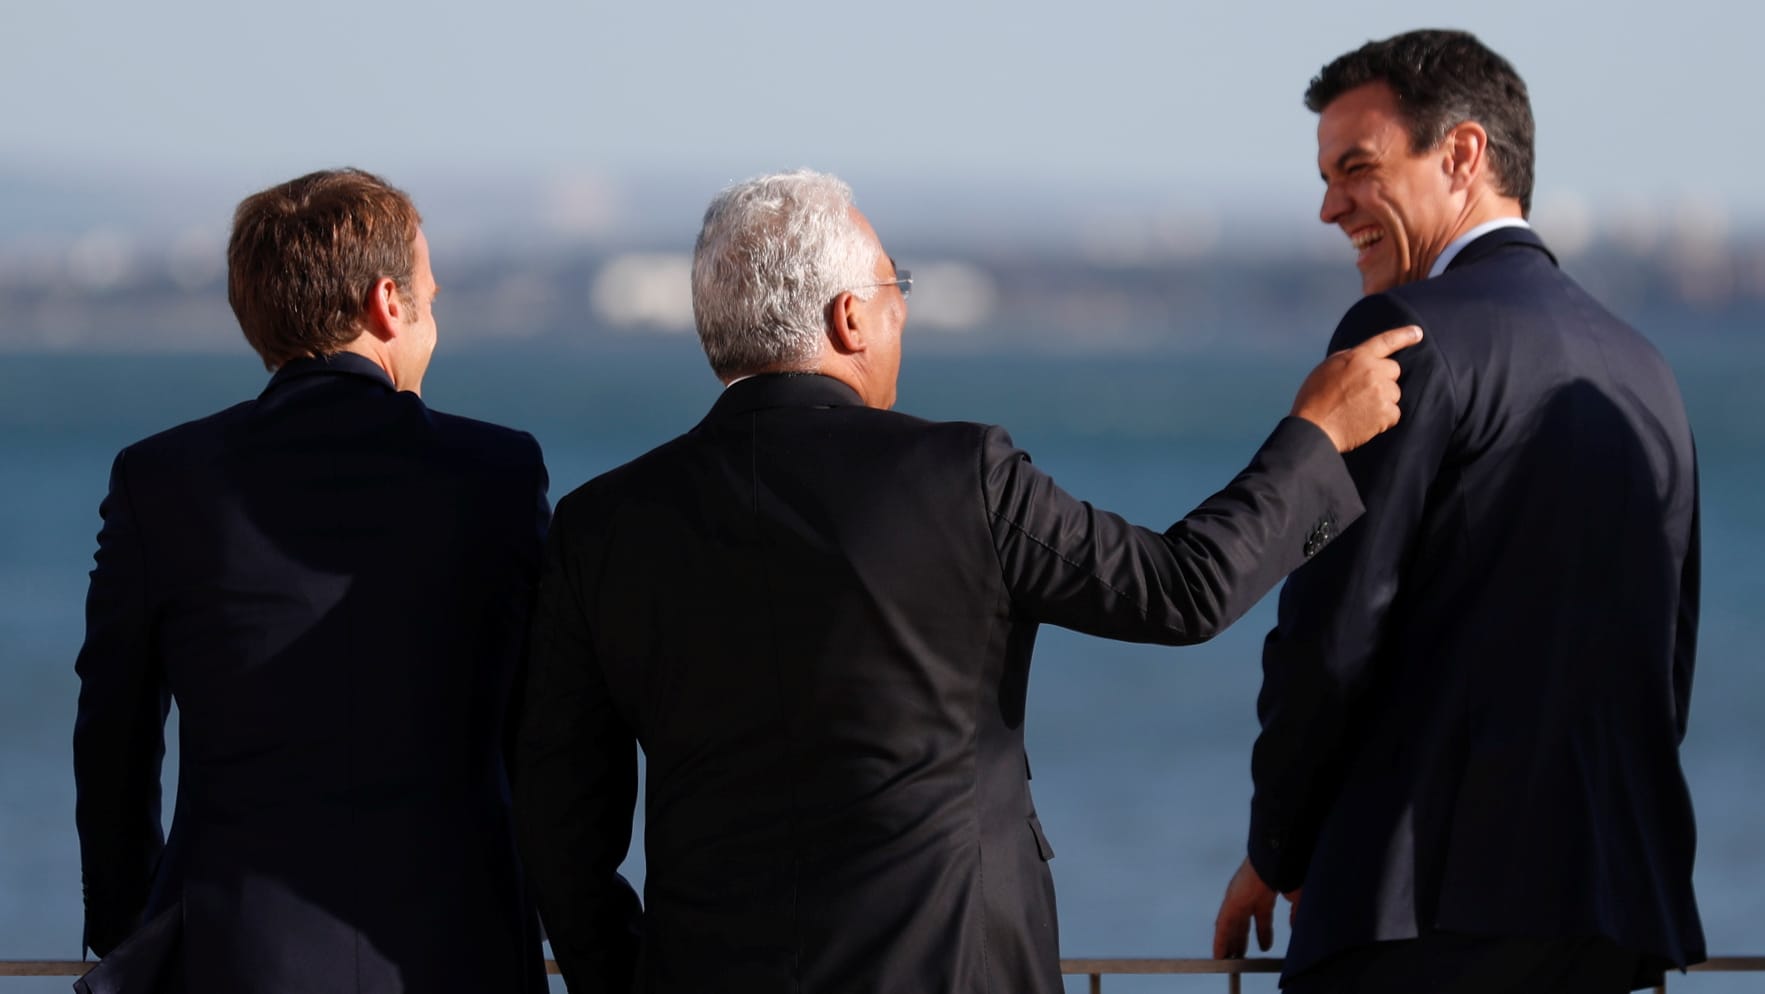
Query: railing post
xmin=1229 ymin=971 xmax=1241 ymax=994
xmin=1088 ymin=971 xmax=1100 ymax=994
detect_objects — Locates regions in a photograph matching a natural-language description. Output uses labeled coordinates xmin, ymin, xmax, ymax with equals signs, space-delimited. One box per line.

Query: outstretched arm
xmin=991 ymin=325 xmax=1419 ymax=646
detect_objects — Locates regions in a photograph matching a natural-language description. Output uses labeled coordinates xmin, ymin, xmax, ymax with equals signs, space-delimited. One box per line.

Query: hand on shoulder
xmin=1290 ymin=325 xmax=1422 ymax=452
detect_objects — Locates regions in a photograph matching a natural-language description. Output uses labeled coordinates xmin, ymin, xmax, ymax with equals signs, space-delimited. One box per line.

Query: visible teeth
xmin=1351 ymin=229 xmax=1383 ymax=250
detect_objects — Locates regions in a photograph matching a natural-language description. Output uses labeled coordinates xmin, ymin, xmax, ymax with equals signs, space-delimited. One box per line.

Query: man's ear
xmin=1445 ymin=121 xmax=1488 ymax=192
xmin=359 ymin=276 xmax=405 ymax=343
xmin=827 ymin=290 xmax=867 ymax=356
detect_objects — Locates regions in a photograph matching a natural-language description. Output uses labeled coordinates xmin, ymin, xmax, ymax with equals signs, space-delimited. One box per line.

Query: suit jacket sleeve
xmin=511 ymin=504 xmax=643 ymax=993
xmin=502 ymin=438 xmax=553 ymax=784
xmin=986 ymin=414 xmax=1363 ymax=645
xmin=1673 ymin=448 xmax=1700 ymax=743
xmin=1247 ymin=293 xmax=1453 ymax=891
xmin=72 ymin=449 xmax=171 ymax=957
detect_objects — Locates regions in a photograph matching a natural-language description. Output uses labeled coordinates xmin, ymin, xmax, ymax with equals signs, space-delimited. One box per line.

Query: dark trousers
xmin=1284 ymin=932 xmax=1660 ymax=994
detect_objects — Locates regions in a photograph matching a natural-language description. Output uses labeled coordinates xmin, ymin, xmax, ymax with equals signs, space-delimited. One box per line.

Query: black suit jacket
xmin=1247 ymin=228 xmax=1704 ymax=981
xmin=73 ymin=353 xmax=551 ymax=994
xmin=514 ymin=372 xmax=1362 ymax=994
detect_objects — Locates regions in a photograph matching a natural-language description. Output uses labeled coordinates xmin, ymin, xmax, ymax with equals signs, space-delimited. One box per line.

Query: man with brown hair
xmin=73 ymin=168 xmax=550 ymax=993
xmin=1213 ymin=30 xmax=1702 ymax=993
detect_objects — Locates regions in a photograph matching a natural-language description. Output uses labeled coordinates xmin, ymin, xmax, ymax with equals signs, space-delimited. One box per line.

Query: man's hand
xmin=1290 ymin=325 xmax=1423 ymax=452
xmin=1212 ymin=857 xmax=1275 ymax=958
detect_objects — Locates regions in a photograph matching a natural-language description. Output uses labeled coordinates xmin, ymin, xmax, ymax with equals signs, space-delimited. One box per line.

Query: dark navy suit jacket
xmin=1247 ymin=228 xmax=1704 ymax=982
xmin=73 ymin=353 xmax=551 ymax=993
xmin=514 ymin=373 xmax=1363 ymax=994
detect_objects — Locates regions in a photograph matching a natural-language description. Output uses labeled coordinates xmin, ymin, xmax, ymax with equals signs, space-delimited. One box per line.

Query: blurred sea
xmin=2 ymin=334 xmax=1761 ymax=993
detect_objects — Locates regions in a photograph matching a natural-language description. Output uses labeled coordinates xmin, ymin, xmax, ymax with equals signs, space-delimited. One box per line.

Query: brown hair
xmin=227 ymin=168 xmax=422 ymax=369
xmin=1305 ymin=30 xmax=1535 ymax=216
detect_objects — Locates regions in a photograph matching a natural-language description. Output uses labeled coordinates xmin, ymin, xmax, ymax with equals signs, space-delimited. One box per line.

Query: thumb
xmin=1354 ymin=324 xmax=1424 ymax=360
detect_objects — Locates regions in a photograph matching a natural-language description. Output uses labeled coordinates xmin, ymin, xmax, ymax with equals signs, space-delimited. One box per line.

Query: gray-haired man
xmin=513 ymin=169 xmax=1419 ymax=994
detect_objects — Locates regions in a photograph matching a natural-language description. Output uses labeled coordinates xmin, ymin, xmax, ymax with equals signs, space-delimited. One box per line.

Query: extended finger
xmin=1213 ymin=910 xmax=1243 ymax=959
xmin=1355 ymin=324 xmax=1424 ymax=360
xmin=1255 ymin=899 xmax=1273 ymax=951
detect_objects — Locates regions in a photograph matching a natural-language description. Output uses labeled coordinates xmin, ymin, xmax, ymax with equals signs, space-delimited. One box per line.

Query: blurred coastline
xmin=3 ymin=168 xmax=1759 ymax=355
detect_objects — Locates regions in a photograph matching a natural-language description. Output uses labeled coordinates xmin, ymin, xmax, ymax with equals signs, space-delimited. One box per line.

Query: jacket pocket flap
xmin=75 ymin=900 xmax=181 ymax=994
xmin=1027 ymin=813 xmax=1055 ymax=861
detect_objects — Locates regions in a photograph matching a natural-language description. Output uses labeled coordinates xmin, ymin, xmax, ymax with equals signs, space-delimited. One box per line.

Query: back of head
xmin=691 ymin=169 xmax=881 ymax=381
xmin=228 ymin=168 xmax=422 ymax=370
xmin=1305 ymin=29 xmax=1535 ymax=215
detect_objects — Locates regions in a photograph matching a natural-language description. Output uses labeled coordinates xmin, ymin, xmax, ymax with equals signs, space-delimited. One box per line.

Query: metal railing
xmin=4 ymin=956 xmax=1762 ymax=990
xmin=1060 ymin=956 xmax=1765 ymax=993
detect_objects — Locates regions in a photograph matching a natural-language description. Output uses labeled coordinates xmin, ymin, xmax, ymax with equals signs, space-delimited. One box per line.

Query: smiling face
xmin=1316 ymin=81 xmax=1463 ymax=294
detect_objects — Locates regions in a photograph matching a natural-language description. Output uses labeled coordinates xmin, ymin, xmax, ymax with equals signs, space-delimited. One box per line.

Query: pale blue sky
xmin=1 ymin=0 xmax=1753 ymax=235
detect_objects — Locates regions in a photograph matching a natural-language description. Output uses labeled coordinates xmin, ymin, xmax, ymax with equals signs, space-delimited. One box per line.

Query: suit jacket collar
xmin=262 ymin=352 xmax=397 ymax=398
xmin=1445 ymin=225 xmax=1558 ymax=273
xmin=703 ymin=372 xmax=865 ymax=422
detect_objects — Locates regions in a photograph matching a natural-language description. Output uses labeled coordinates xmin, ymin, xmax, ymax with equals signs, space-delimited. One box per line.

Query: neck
xmin=818 ymin=356 xmax=888 ymax=409
xmin=338 ymin=338 xmax=420 ymax=395
xmin=723 ymin=359 xmax=819 ymax=388
xmin=1446 ymin=191 xmax=1525 ymax=250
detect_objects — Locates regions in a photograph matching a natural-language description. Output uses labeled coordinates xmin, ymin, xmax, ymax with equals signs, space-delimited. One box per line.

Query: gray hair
xmin=691 ymin=169 xmax=882 ymax=380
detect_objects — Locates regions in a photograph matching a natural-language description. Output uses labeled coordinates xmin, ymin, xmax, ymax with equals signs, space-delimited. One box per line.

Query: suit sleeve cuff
xmin=1248 ymin=798 xmax=1307 ymax=894
xmin=1265 ymin=416 xmax=1364 ymax=558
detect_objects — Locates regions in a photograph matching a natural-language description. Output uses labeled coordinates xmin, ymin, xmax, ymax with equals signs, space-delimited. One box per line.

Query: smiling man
xmin=1210 ymin=30 xmax=1705 ymax=994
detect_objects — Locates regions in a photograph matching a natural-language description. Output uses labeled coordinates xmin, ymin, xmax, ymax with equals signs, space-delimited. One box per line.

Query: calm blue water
xmin=3 ymin=340 xmax=1760 ymax=992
